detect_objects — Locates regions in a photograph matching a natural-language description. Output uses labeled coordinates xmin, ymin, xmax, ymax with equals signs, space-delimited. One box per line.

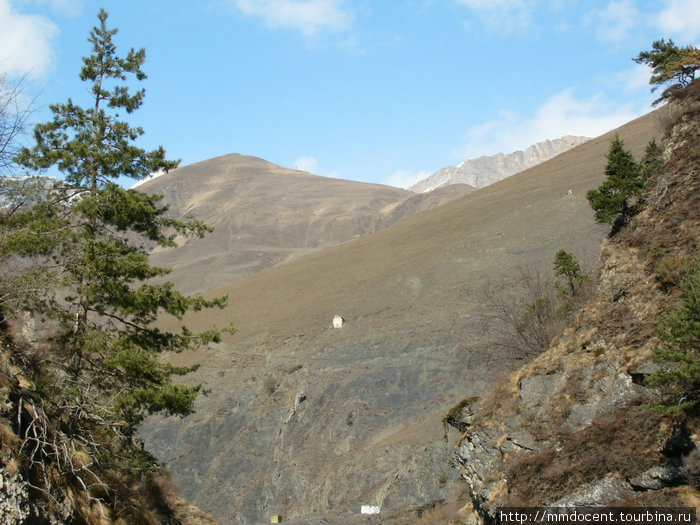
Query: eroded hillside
xmin=140 ymin=111 xmax=662 ymax=523
xmin=448 ymin=81 xmax=700 ymax=522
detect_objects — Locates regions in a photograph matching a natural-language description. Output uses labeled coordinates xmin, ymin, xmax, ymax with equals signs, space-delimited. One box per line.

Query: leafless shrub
xmin=0 ymin=74 xmax=35 ymax=173
xmin=480 ymin=254 xmax=595 ymax=362
xmin=682 ymin=447 xmax=700 ymax=488
xmin=14 ymin=391 xmax=113 ymax=517
xmin=263 ymin=375 xmax=278 ymax=395
xmin=480 ymin=266 xmax=566 ymax=360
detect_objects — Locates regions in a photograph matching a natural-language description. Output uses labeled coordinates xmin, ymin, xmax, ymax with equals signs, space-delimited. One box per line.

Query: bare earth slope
xmin=141 ymin=154 xmax=473 ymax=294
xmin=140 ymin=111 xmax=662 ymax=524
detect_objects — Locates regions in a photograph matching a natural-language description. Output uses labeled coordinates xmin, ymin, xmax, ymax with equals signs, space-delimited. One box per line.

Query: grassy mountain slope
xmin=140 ymin=110 xmax=663 ymax=524
xmin=141 ymin=154 xmax=473 ymax=294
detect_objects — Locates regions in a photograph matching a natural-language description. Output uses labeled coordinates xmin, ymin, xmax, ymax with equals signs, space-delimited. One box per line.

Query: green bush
xmin=647 ymin=257 xmax=700 ymax=416
xmin=586 ymin=135 xmax=647 ymax=233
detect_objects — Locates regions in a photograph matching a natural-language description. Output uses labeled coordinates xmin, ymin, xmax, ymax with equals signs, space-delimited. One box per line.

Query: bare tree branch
xmin=0 ymin=74 xmax=35 ymax=173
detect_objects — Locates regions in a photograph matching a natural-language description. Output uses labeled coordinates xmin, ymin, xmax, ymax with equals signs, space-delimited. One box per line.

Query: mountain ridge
xmin=409 ymin=135 xmax=591 ymax=193
xmin=141 ymin=153 xmax=473 ymax=294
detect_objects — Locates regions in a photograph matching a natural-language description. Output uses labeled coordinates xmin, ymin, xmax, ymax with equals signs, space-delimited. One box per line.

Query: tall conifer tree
xmin=14 ymin=9 xmax=232 ymax=426
xmin=586 ymin=134 xmax=646 ymax=232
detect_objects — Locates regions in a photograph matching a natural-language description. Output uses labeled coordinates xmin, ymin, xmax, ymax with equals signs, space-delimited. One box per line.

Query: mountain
xmin=451 ymin=83 xmax=700 ymax=521
xmin=140 ymin=110 xmax=663 ymax=523
xmin=140 ymin=154 xmax=473 ymax=294
xmin=409 ymin=136 xmax=590 ymax=193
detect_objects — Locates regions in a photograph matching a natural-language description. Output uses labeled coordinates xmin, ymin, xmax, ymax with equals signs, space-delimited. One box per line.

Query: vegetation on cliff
xmin=0 ymin=10 xmax=229 ymax=523
xmin=585 ymin=133 xmax=663 ymax=233
xmin=442 ymin=46 xmax=700 ymax=523
xmin=648 ymin=257 xmax=700 ymax=415
xmin=634 ymin=39 xmax=700 ymax=104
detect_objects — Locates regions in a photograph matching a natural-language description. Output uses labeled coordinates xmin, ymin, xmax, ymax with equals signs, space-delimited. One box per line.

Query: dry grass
xmin=504 ymin=405 xmax=664 ymax=504
xmin=389 ymin=486 xmax=473 ymax=525
xmin=618 ymin=486 xmax=700 ymax=506
xmin=0 ymin=421 xmax=20 ymax=452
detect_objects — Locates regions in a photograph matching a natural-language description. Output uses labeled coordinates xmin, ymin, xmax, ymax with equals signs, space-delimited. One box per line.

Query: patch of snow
xmin=131 ymin=169 xmax=166 ymax=188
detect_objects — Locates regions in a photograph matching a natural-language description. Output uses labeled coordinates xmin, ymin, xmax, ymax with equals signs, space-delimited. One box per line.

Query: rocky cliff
xmin=449 ymin=82 xmax=700 ymax=521
xmin=409 ymin=136 xmax=590 ymax=193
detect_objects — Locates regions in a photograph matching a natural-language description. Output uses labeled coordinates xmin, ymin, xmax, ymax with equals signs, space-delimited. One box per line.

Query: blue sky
xmin=1 ymin=1 xmax=699 ymax=187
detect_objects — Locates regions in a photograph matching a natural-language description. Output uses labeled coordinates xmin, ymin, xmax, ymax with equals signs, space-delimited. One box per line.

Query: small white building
xmin=361 ymin=505 xmax=380 ymax=515
xmin=332 ymin=315 xmax=345 ymax=328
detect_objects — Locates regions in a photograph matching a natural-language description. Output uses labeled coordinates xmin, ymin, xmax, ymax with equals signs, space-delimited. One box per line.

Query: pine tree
xmin=634 ymin=39 xmax=700 ymax=104
xmin=13 ymin=9 xmax=233 ymax=426
xmin=586 ymin=134 xmax=646 ymax=232
xmin=553 ymin=249 xmax=587 ymax=296
xmin=647 ymin=258 xmax=700 ymax=415
xmin=640 ymin=138 xmax=663 ymax=179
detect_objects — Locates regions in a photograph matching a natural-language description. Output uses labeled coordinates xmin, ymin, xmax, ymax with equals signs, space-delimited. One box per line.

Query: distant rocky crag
xmin=410 ymin=136 xmax=590 ymax=193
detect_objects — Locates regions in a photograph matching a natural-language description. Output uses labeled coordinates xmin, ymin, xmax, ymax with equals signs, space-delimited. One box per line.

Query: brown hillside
xmin=141 ymin=110 xmax=663 ymax=524
xmin=141 ymin=154 xmax=472 ymax=294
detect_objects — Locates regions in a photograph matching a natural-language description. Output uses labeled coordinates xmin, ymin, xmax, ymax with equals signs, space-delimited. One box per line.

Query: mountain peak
xmin=409 ymin=136 xmax=591 ymax=193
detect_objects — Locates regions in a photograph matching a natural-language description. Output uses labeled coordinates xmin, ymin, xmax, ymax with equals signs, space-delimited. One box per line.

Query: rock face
xmin=452 ymin=86 xmax=700 ymax=520
xmin=139 ymin=112 xmax=663 ymax=523
xmin=409 ymin=136 xmax=590 ymax=193
xmin=0 ymin=468 xmax=71 ymax=524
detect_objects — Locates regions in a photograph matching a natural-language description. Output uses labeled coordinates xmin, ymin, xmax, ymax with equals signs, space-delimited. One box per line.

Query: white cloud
xmin=593 ymin=0 xmax=639 ymax=44
xmin=293 ymin=155 xmax=320 ymax=173
xmin=0 ymin=0 xmax=58 ymax=77
xmin=454 ymin=0 xmax=533 ymax=34
xmin=386 ymin=169 xmax=432 ymax=189
xmin=20 ymin=0 xmax=83 ymax=16
xmin=455 ymin=89 xmax=642 ymax=159
xmin=231 ymin=0 xmax=352 ymax=36
xmin=617 ymin=63 xmax=654 ymax=94
xmin=656 ymin=0 xmax=700 ymax=42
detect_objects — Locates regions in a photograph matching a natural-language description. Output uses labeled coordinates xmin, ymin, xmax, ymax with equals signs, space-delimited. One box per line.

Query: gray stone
xmin=566 ymin=372 xmax=650 ymax=432
xmin=519 ymin=373 xmax=562 ymax=408
xmin=553 ymin=477 xmax=635 ymax=506
xmin=628 ymin=463 xmax=685 ymax=490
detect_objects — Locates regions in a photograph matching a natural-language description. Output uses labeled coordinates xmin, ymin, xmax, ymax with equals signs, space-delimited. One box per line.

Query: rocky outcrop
xmin=452 ymin=84 xmax=700 ymax=520
xmin=409 ymin=136 xmax=590 ymax=192
xmin=0 ymin=467 xmax=73 ymax=525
